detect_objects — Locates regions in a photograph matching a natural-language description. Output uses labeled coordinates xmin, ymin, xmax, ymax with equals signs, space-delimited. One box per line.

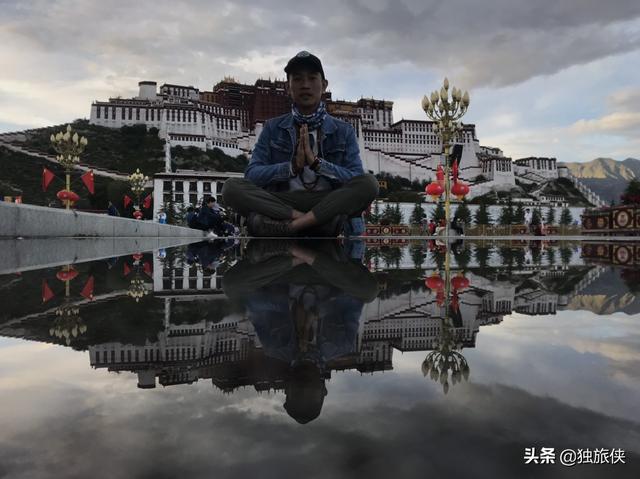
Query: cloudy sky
xmin=1 ymin=0 xmax=639 ymax=163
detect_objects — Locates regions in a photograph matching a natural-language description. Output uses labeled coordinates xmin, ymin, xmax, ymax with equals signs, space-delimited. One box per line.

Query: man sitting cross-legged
xmin=221 ymin=50 xmax=378 ymax=237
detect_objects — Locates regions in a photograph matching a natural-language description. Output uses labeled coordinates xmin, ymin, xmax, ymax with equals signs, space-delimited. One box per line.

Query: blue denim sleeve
xmin=244 ymin=123 xmax=291 ymax=187
xmin=317 ymin=124 xmax=364 ymax=184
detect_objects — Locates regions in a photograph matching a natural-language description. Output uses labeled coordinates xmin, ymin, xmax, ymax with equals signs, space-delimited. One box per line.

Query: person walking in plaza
xmin=107 ymin=201 xmax=120 ymax=217
xmin=221 ymin=51 xmax=378 ymax=237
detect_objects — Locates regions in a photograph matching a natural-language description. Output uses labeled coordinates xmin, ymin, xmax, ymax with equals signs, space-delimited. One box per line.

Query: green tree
xmin=560 ymin=207 xmax=573 ymax=225
xmin=410 ymin=202 xmax=426 ymax=225
xmin=453 ymin=201 xmax=472 ymax=225
xmin=163 ymin=198 xmax=177 ymax=225
xmin=365 ymin=201 xmax=380 ymax=224
xmin=381 ymin=203 xmax=402 ymax=224
xmin=513 ymin=204 xmax=525 ymax=224
xmin=431 ymin=201 xmax=445 ymax=222
xmin=531 ymin=207 xmax=543 ymax=225
xmin=621 ymin=178 xmax=640 ymax=204
xmin=546 ymin=206 xmax=556 ymax=225
xmin=474 ymin=201 xmax=492 ymax=225
xmin=395 ymin=202 xmax=404 ymax=224
xmin=498 ymin=199 xmax=514 ymax=225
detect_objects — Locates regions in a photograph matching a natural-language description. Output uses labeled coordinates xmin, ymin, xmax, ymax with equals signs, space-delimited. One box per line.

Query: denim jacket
xmin=245 ymin=112 xmax=364 ymax=191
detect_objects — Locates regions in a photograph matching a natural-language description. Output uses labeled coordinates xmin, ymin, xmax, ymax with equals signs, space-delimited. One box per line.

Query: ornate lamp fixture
xmin=50 ymin=125 xmax=88 ymax=209
xmin=422 ymin=79 xmax=471 ymax=235
xmin=128 ymin=168 xmax=150 ymax=219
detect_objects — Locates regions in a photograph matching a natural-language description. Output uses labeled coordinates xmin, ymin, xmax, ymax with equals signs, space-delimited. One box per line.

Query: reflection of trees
xmin=380 ymin=246 xmax=402 ymax=269
xmin=498 ymin=247 xmax=515 ymax=269
xmin=474 ymin=245 xmax=492 ymax=270
xmin=546 ymin=247 xmax=556 ymax=265
xmin=560 ymin=247 xmax=573 ymax=266
xmin=452 ymin=244 xmax=471 ymax=270
xmin=422 ymin=320 xmax=470 ymax=394
xmin=429 ymin=246 xmax=446 ymax=271
xmin=410 ymin=245 xmax=426 ymax=270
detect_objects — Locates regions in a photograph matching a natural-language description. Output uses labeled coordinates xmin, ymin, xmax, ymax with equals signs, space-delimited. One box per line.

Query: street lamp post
xmin=128 ymin=168 xmax=149 ymax=219
xmin=422 ymin=78 xmax=470 ymax=237
xmin=50 ymin=125 xmax=88 ymax=209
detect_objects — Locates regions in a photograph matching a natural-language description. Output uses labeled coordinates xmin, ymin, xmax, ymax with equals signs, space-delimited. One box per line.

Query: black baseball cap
xmin=284 ymin=51 xmax=325 ymax=79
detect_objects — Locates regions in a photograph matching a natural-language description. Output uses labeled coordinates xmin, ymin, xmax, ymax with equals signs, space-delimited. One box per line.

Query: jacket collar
xmin=277 ymin=112 xmax=337 ymax=135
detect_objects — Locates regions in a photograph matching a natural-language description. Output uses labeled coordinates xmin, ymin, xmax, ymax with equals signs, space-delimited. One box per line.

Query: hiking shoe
xmin=302 ymin=214 xmax=347 ymax=237
xmin=246 ymin=239 xmax=295 ymax=263
xmin=246 ymin=213 xmax=293 ymax=237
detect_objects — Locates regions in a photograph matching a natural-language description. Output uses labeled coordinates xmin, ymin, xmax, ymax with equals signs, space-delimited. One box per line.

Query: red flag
xmin=452 ymin=159 xmax=459 ymax=182
xmin=143 ymin=261 xmax=153 ymax=277
xmin=81 ymin=170 xmax=95 ymax=194
xmin=123 ymin=195 xmax=132 ymax=208
xmin=42 ymin=279 xmax=55 ymax=303
xmin=124 ymin=263 xmax=131 ymax=276
xmin=80 ymin=276 xmax=94 ymax=300
xmin=143 ymin=194 xmax=152 ymax=210
xmin=42 ymin=168 xmax=55 ymax=192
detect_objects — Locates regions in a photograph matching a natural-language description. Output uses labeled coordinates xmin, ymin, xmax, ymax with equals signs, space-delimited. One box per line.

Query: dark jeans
xmin=221 ymin=174 xmax=379 ymax=225
xmin=223 ymin=240 xmax=379 ymax=303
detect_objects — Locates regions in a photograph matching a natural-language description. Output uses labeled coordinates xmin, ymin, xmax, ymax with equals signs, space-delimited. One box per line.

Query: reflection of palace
xmin=89 ymin=242 xmax=607 ymax=394
xmin=2 ymin=241 xmax=639 ymax=421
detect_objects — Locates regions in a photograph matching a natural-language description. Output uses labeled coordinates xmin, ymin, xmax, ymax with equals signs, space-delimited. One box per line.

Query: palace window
xmin=121 ymin=108 xmax=125 ymax=120
xmin=96 ymin=106 xmax=101 ymax=119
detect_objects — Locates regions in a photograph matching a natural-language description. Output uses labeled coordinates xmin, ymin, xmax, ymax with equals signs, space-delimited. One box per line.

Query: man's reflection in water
xmin=223 ymin=239 xmax=378 ymax=423
xmin=186 ymin=239 xmax=237 ymax=271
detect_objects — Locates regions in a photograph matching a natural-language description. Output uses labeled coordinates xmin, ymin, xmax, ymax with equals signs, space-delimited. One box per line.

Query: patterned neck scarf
xmin=292 ymin=101 xmax=326 ymax=130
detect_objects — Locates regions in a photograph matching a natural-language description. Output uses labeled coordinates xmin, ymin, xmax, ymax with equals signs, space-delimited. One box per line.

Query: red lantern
xmin=56 ymin=268 xmax=78 ymax=282
xmin=451 ymin=181 xmax=469 ymax=200
xmin=133 ymin=210 xmax=143 ymax=220
xmin=451 ymin=274 xmax=470 ymax=291
xmin=132 ymin=253 xmax=143 ymax=261
xmin=425 ymin=273 xmax=444 ymax=291
xmin=425 ymin=182 xmax=444 ymax=201
xmin=56 ymin=189 xmax=80 ymax=204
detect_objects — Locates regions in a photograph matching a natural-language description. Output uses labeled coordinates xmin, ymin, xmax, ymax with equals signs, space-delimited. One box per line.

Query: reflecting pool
xmin=1 ymin=238 xmax=639 ymax=477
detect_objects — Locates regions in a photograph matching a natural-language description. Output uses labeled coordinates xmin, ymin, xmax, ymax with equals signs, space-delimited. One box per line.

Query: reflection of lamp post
xmin=128 ymin=169 xmax=149 ymax=219
xmin=47 ymin=265 xmax=89 ymax=345
xmin=50 ymin=125 xmax=88 ymax=210
xmin=423 ymin=246 xmax=470 ymax=393
xmin=125 ymin=253 xmax=151 ymax=302
xmin=422 ymin=324 xmax=470 ymax=394
xmin=422 ymin=79 xmax=470 ymax=237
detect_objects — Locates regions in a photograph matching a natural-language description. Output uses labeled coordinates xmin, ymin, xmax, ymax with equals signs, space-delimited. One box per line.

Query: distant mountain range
xmin=559 ymin=158 xmax=640 ymax=204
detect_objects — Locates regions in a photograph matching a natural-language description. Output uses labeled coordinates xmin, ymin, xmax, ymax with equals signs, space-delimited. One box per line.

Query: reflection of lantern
xmin=132 ymin=253 xmax=143 ymax=262
xmin=133 ymin=210 xmax=143 ymax=220
xmin=425 ymin=273 xmax=444 ymax=290
xmin=451 ymin=274 xmax=470 ymax=291
xmin=451 ymin=181 xmax=469 ymax=200
xmin=436 ymin=289 xmax=445 ymax=306
xmin=56 ymin=268 xmax=78 ymax=282
xmin=425 ymin=182 xmax=444 ymax=201
xmin=56 ymin=189 xmax=80 ymax=204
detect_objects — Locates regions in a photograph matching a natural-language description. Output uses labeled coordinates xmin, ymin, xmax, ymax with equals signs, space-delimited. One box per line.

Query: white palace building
xmin=89 ymin=80 xmax=606 ymax=207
